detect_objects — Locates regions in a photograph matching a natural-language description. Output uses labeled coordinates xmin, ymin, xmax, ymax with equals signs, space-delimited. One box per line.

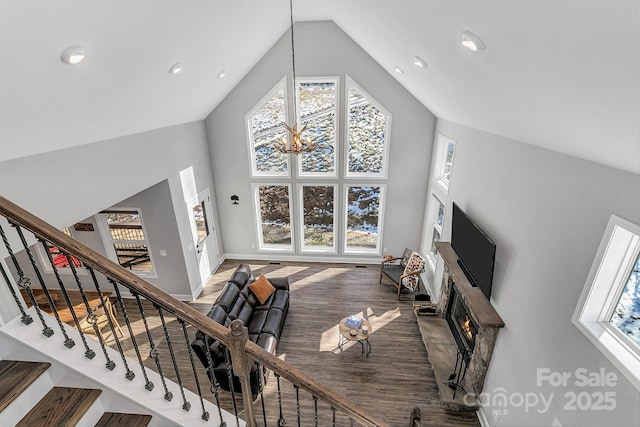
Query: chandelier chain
xmin=289 ymin=0 xmax=297 ymax=125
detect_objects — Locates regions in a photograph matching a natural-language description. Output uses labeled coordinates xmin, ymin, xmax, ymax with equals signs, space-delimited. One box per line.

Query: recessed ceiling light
xmin=413 ymin=56 xmax=427 ymax=69
xmin=462 ymin=31 xmax=486 ymax=52
xmin=394 ymin=66 xmax=405 ymax=75
xmin=217 ymin=69 xmax=227 ymax=78
xmin=169 ymin=63 xmax=183 ymax=75
xmin=61 ymin=46 xmax=85 ymax=65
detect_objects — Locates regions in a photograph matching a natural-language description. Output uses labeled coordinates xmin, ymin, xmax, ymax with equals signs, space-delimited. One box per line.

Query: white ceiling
xmin=1 ymin=0 xmax=639 ymax=174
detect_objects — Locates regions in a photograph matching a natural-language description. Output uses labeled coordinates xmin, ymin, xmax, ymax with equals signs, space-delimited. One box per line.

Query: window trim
xmin=425 ymin=194 xmax=445 ymax=271
xmin=95 ymin=208 xmax=157 ymax=279
xmin=34 ymin=227 xmax=87 ymax=275
xmin=344 ymin=75 xmax=392 ymax=180
xmin=245 ymin=76 xmax=291 ymax=178
xmin=572 ymin=214 xmax=640 ymax=390
xmin=296 ymin=77 xmax=340 ymax=179
xmin=297 ymin=183 xmax=338 ymax=254
xmin=343 ymin=184 xmax=385 ymax=255
xmin=434 ymin=134 xmax=456 ymax=194
xmin=252 ymin=183 xmax=295 ymax=253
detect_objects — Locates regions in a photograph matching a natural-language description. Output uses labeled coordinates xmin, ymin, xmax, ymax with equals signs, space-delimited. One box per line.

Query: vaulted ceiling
xmin=1 ymin=1 xmax=638 ymax=174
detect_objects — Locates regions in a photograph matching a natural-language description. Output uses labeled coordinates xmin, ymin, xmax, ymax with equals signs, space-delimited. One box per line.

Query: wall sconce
xmin=231 ymin=195 xmax=239 ymax=205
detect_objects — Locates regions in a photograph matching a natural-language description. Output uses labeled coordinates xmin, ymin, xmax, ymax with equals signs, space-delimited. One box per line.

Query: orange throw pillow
xmin=249 ymin=274 xmax=276 ymax=305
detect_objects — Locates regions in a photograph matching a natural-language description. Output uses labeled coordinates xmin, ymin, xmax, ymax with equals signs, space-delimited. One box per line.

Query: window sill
xmin=573 ymin=319 xmax=640 ymax=391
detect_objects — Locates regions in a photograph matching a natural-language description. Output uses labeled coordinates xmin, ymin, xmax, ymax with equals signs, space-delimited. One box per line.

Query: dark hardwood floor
xmin=109 ymin=259 xmax=479 ymax=427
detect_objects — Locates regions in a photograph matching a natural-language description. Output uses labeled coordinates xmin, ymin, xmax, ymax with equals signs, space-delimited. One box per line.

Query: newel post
xmin=228 ymin=319 xmax=257 ymax=426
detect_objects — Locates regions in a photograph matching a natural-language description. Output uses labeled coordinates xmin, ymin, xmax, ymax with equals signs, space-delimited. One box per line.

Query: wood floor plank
xmin=108 ymin=259 xmax=479 ymax=426
xmin=0 ymin=360 xmax=51 ymax=412
xmin=16 ymin=387 xmax=101 ymax=427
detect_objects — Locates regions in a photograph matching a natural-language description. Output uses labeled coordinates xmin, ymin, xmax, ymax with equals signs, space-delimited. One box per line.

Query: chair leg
xmin=109 ymin=305 xmax=124 ymax=337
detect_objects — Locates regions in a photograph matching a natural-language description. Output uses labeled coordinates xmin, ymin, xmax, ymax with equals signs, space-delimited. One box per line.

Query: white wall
xmin=205 ymin=21 xmax=435 ymax=261
xmin=0 ymin=121 xmax=221 ymax=299
xmin=423 ymin=119 xmax=640 ymax=426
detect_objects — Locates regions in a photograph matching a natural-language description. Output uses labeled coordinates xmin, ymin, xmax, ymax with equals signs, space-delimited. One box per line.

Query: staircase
xmin=0 ymin=360 xmax=152 ymax=426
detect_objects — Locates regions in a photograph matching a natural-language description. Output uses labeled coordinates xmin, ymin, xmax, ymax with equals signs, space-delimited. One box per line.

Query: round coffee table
xmin=338 ymin=316 xmax=372 ymax=357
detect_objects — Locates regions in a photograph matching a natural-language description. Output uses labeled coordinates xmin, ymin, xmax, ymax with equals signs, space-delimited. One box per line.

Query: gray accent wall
xmin=0 ymin=122 xmax=220 ymax=299
xmin=205 ymin=21 xmax=435 ymax=261
xmin=423 ymin=119 xmax=640 ymax=426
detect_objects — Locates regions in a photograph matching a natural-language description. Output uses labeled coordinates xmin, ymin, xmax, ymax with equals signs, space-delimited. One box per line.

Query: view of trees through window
xmin=302 ymin=186 xmax=334 ymax=249
xmin=346 ymin=186 xmax=382 ymax=250
xmin=248 ymin=76 xmax=389 ymax=254
xmin=609 ymin=253 xmax=640 ymax=347
xmin=257 ymin=185 xmax=291 ymax=247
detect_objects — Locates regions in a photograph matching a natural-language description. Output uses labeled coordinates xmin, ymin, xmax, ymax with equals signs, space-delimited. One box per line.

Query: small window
xmin=435 ymin=135 xmax=456 ymax=193
xmin=97 ymin=209 xmax=156 ymax=277
xmin=192 ymin=200 xmax=210 ymax=246
xmin=425 ymin=194 xmax=445 ymax=271
xmin=573 ymin=214 xmax=640 ymax=390
xmin=345 ymin=77 xmax=391 ymax=178
xmin=299 ymin=185 xmax=336 ymax=252
xmin=344 ymin=185 xmax=384 ymax=254
xmin=254 ymin=184 xmax=293 ymax=251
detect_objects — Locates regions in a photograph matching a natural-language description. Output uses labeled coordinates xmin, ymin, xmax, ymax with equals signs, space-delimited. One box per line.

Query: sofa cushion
xmin=256 ymin=334 xmax=277 ymax=355
xmin=249 ymin=274 xmax=276 ymax=305
xmin=229 ymin=264 xmax=252 ymax=287
xmin=216 ymin=282 xmax=241 ymax=312
xmin=207 ymin=305 xmax=231 ymax=326
xmin=261 ymin=309 xmax=285 ymax=337
xmin=247 ymin=309 xmax=268 ymax=335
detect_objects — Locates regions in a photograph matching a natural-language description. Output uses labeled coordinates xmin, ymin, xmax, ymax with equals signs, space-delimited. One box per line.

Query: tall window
xmin=97 ymin=209 xmax=156 ymax=277
xmin=247 ymin=76 xmax=390 ymax=256
xmin=247 ymin=78 xmax=289 ymax=176
xmin=254 ymin=184 xmax=293 ymax=251
xmin=298 ymin=79 xmax=338 ymax=177
xmin=299 ymin=185 xmax=336 ymax=252
xmin=345 ymin=78 xmax=391 ymax=178
xmin=425 ymin=195 xmax=445 ymax=270
xmin=573 ymin=215 xmax=640 ymax=389
xmin=344 ymin=185 xmax=384 ymax=253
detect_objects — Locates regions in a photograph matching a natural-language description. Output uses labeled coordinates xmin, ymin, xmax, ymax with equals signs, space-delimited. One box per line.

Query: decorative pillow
xmin=401 ymin=251 xmax=426 ymax=291
xmin=248 ymin=274 xmax=276 ymax=305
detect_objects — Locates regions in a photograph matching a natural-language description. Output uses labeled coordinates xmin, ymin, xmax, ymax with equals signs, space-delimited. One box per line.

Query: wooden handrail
xmin=0 ymin=195 xmax=391 ymax=426
xmin=0 ymin=196 xmax=230 ymax=346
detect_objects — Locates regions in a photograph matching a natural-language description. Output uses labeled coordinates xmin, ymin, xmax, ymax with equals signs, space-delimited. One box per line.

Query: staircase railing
xmin=0 ymin=196 xmax=389 ymax=427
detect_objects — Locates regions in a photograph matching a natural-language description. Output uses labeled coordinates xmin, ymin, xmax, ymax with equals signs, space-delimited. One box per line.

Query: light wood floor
xmin=109 ymin=259 xmax=479 ymax=427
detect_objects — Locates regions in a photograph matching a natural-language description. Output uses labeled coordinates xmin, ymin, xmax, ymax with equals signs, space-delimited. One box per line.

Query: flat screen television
xmin=451 ymin=203 xmax=496 ymax=300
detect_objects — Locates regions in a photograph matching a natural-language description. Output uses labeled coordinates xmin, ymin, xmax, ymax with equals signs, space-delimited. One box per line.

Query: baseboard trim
xmin=223 ymin=253 xmax=380 ymax=265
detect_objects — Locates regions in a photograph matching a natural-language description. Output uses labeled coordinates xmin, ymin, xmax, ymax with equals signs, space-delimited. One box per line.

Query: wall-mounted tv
xmin=451 ymin=203 xmax=496 ymax=300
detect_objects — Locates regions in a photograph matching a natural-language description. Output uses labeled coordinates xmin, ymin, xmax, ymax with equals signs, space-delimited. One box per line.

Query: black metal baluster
xmin=134 ymin=292 xmax=172 ymax=401
xmin=331 ymin=407 xmax=336 ymax=427
xmin=67 ymin=258 xmax=114 ymax=369
xmin=111 ymin=281 xmax=154 ymax=390
xmin=25 ymin=237 xmax=77 ymax=347
xmin=275 ymin=373 xmax=286 ymax=427
xmin=0 ymin=256 xmax=32 ymax=325
xmin=156 ymin=306 xmax=190 ymax=411
xmin=313 ymin=396 xmax=318 ymax=427
xmin=257 ymin=366 xmax=267 ymax=427
xmin=179 ymin=319 xmax=208 ymax=420
xmin=1 ymin=223 xmax=52 ymax=335
xmin=294 ymin=384 xmax=301 ymax=427
xmin=203 ymin=335 xmax=227 ymax=427
xmin=223 ymin=348 xmax=240 ymax=427
xmin=40 ymin=240 xmax=89 ymax=351
xmin=87 ymin=268 xmax=133 ymax=379
xmin=14 ymin=227 xmax=65 ymax=339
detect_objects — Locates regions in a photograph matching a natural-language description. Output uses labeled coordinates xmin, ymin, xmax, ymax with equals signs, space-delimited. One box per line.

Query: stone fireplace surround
xmin=415 ymin=242 xmax=504 ymax=410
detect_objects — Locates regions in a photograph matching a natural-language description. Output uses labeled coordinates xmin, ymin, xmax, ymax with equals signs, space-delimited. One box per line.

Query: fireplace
xmin=446 ymin=285 xmax=478 ymax=360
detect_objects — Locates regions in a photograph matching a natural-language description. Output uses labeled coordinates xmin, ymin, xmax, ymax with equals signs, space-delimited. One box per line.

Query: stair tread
xmin=0 ymin=360 xmax=51 ymax=412
xmin=16 ymin=386 xmax=102 ymax=427
xmin=95 ymin=412 xmax=153 ymax=427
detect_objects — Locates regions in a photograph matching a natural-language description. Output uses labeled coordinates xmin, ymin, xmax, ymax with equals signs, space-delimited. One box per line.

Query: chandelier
xmin=275 ymin=0 xmax=317 ymax=155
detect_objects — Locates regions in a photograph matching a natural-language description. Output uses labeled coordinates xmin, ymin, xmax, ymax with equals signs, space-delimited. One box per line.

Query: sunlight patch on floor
xmin=318 ymin=306 xmax=401 ymax=353
xmin=288 ymin=267 xmax=351 ymax=290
